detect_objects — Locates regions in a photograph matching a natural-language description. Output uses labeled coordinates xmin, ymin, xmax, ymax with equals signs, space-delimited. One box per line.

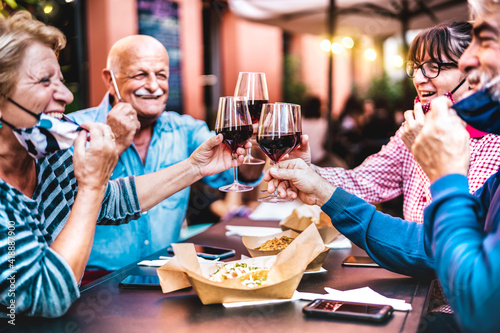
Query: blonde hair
xmin=0 ymin=11 xmax=66 ymax=98
xmin=469 ymin=0 xmax=500 ymax=20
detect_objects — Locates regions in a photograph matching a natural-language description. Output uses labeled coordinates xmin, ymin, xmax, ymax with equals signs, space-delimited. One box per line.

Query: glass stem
xmin=271 ymin=161 xmax=279 ymax=197
xmin=232 ymin=155 xmax=239 ymax=184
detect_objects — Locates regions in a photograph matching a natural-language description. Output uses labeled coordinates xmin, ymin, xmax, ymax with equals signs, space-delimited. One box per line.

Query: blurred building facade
xmin=82 ymin=0 xmax=384 ymax=124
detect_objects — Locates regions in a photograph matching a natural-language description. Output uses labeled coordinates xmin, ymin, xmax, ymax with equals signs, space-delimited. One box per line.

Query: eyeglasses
xmin=405 ymin=61 xmax=458 ymax=79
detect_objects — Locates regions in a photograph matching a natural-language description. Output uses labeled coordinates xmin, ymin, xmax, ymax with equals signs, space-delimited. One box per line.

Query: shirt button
xmin=144 ymin=240 xmax=150 ymax=245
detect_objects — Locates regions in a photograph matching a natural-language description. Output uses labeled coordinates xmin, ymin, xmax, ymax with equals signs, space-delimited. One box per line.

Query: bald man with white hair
xmin=69 ymin=35 xmax=261 ymax=277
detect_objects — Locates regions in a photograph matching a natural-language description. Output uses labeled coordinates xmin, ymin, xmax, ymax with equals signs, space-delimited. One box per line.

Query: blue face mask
xmin=1 ymin=98 xmax=82 ymax=159
xmin=453 ymin=78 xmax=500 ymax=135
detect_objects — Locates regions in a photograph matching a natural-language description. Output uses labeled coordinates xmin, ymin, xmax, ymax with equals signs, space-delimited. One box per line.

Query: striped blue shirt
xmin=0 ymin=149 xmax=141 ymax=318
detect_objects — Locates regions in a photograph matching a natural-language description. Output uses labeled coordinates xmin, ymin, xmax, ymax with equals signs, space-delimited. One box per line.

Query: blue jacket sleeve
xmin=425 ymin=173 xmax=500 ymax=333
xmin=321 ymin=188 xmax=435 ymax=279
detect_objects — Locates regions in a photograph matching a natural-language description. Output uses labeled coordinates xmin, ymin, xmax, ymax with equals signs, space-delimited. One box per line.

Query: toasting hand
xmin=263 ymin=158 xmax=336 ymax=206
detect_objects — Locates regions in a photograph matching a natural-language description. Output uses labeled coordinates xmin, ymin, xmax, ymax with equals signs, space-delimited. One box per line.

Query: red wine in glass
xmin=217 ymin=125 xmax=253 ymax=153
xmin=234 ymin=72 xmax=269 ymax=165
xmin=248 ymin=99 xmax=268 ymax=124
xmin=257 ymin=103 xmax=296 ymax=203
xmin=215 ymin=96 xmax=254 ymax=192
xmin=257 ymin=134 xmax=296 ymax=163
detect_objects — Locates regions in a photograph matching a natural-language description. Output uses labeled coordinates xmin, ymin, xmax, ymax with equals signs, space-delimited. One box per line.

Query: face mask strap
xmin=7 ymin=98 xmax=40 ymax=119
xmin=0 ymin=117 xmax=20 ymax=131
xmin=451 ymin=77 xmax=467 ymax=95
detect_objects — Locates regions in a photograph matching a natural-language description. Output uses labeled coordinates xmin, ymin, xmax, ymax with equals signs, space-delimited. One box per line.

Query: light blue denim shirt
xmin=67 ymin=94 xmax=251 ymax=270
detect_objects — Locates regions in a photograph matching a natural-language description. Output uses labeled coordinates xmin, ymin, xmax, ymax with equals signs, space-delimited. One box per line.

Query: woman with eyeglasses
xmin=291 ymin=21 xmax=500 ymax=224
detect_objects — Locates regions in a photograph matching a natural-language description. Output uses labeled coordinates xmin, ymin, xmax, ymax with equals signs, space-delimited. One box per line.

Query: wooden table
xmin=16 ymin=218 xmax=432 ymax=332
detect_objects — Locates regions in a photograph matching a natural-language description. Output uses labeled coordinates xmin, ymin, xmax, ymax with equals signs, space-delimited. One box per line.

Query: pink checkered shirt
xmin=317 ymin=126 xmax=500 ymax=223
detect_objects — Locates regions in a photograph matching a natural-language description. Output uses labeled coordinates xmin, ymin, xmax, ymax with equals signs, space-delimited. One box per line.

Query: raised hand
xmin=264 ymin=158 xmax=336 ymax=206
xmin=72 ymin=122 xmax=119 ymax=191
xmin=287 ymin=134 xmax=312 ymax=165
xmin=106 ymin=102 xmax=141 ymax=155
xmin=401 ymin=103 xmax=425 ymax=151
xmin=189 ymin=134 xmax=250 ymax=178
xmin=412 ymin=97 xmax=470 ymax=183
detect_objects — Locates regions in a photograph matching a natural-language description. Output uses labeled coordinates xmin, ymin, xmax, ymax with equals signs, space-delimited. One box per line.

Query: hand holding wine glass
xmin=234 ymin=72 xmax=269 ymax=165
xmin=215 ymin=96 xmax=254 ymax=192
xmin=257 ymin=103 xmax=296 ymax=202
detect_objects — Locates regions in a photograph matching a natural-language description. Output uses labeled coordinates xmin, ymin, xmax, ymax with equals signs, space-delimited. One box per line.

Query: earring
xmin=0 ymin=120 xmax=2 ymax=129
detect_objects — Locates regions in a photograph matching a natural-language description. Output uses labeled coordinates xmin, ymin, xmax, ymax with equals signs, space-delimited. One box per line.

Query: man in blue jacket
xmin=69 ymin=35 xmax=262 ymax=277
xmin=264 ymin=1 xmax=500 ymax=331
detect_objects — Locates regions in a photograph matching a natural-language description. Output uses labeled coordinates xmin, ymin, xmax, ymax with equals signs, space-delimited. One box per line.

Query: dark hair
xmin=407 ymin=21 xmax=472 ymax=64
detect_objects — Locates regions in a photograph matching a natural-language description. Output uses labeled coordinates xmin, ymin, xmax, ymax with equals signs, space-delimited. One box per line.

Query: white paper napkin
xmin=223 ymin=291 xmax=302 ymax=308
xmin=321 ymin=287 xmax=412 ymax=311
xmin=137 ymin=259 xmax=170 ymax=267
xmin=248 ymin=200 xmax=303 ymax=220
xmin=223 ymin=287 xmax=410 ymax=311
xmin=325 ymin=235 xmax=352 ymax=249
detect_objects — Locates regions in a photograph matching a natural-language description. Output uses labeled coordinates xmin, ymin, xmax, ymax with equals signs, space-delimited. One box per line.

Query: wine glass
xmin=289 ymin=103 xmax=302 ymax=150
xmin=234 ymin=72 xmax=269 ymax=165
xmin=257 ymin=103 xmax=296 ymax=203
xmin=258 ymin=102 xmax=302 ymax=194
xmin=215 ymin=96 xmax=254 ymax=192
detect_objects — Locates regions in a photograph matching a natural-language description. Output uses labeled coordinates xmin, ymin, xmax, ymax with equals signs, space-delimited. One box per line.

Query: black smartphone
xmin=342 ymin=256 xmax=380 ymax=267
xmin=119 ymin=275 xmax=161 ymax=289
xmin=166 ymin=244 xmax=235 ymax=260
xmin=303 ymin=299 xmax=393 ymax=323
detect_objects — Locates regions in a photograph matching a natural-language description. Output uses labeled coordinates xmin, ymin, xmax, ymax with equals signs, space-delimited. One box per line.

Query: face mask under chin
xmin=453 ymin=83 xmax=500 ymax=136
xmin=1 ymin=98 xmax=82 ymax=159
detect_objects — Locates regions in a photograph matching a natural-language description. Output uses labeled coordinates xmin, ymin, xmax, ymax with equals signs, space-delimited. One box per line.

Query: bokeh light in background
xmin=320 ymin=39 xmax=332 ymax=52
xmin=43 ymin=4 xmax=53 ymax=14
xmin=342 ymin=37 xmax=354 ymax=49
xmin=364 ymin=48 xmax=376 ymax=61
xmin=331 ymin=42 xmax=342 ymax=54
xmin=392 ymin=55 xmax=404 ymax=68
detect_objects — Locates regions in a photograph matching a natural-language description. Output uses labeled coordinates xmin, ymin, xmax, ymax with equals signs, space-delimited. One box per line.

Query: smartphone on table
xmin=342 ymin=256 xmax=380 ymax=267
xmin=303 ymin=299 xmax=393 ymax=323
xmin=166 ymin=244 xmax=235 ymax=260
xmin=119 ymin=275 xmax=161 ymax=289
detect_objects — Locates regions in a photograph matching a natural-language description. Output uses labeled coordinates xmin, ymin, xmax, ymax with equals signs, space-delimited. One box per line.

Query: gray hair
xmin=0 ymin=11 xmax=66 ymax=99
xmin=469 ymin=0 xmax=500 ymax=20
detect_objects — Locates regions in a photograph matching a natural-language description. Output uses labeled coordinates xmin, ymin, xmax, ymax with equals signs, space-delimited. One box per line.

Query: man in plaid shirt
xmin=316 ymin=22 xmax=500 ymax=223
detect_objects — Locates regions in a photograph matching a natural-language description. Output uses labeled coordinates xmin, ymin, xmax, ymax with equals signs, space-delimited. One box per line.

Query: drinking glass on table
xmin=257 ymin=103 xmax=296 ymax=203
xmin=215 ymin=96 xmax=254 ymax=192
xmin=234 ymin=72 xmax=269 ymax=165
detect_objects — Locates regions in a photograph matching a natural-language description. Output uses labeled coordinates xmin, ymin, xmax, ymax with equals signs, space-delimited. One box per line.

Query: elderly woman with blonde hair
xmin=0 ymin=11 xmax=247 ymax=318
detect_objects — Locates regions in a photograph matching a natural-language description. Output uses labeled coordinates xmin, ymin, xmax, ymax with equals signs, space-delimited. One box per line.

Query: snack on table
xmin=209 ymin=262 xmax=270 ymax=287
xmin=256 ymin=236 xmax=295 ymax=251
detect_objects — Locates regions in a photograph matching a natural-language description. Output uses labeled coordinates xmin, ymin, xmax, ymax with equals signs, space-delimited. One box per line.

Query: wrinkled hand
xmin=73 ymin=122 xmax=119 ymax=191
xmin=106 ymin=102 xmax=141 ymax=155
xmin=190 ymin=134 xmax=250 ymax=178
xmin=263 ymin=158 xmax=336 ymax=206
xmin=401 ymin=103 xmax=425 ymax=150
xmin=412 ymin=97 xmax=470 ymax=183
xmin=287 ymin=134 xmax=312 ymax=165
